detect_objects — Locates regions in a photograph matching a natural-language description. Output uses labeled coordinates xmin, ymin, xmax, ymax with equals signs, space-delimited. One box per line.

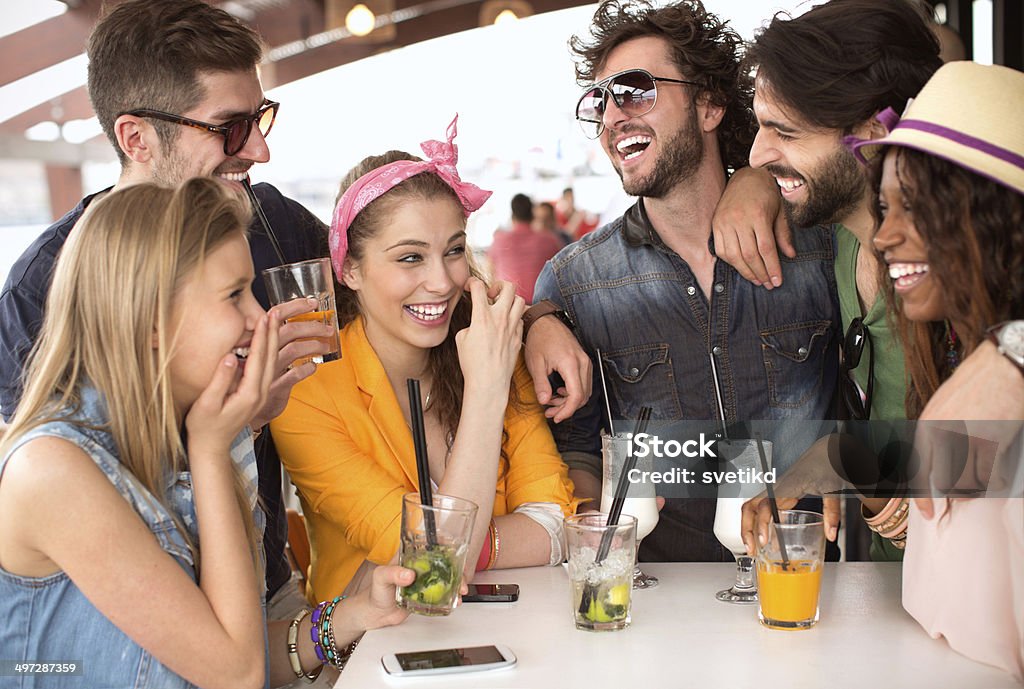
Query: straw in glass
xmin=596 ymin=348 xmax=615 ymax=437
xmin=407 ymin=378 xmax=437 ymax=547
xmin=756 ymin=432 xmax=789 ymax=570
xmin=242 ymin=177 xmax=287 ymax=266
xmin=579 ymin=406 xmax=652 ymax=613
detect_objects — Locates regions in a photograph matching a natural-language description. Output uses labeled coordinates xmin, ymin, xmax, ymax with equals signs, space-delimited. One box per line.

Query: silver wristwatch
xmin=986 ymin=320 xmax=1024 ymax=375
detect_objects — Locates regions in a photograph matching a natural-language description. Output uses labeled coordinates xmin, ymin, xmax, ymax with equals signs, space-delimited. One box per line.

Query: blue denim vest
xmin=0 ymin=387 xmax=264 ymax=688
xmin=535 ymin=201 xmax=840 ymax=560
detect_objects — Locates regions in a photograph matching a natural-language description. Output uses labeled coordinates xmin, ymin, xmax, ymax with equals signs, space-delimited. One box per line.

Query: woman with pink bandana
xmin=271 ymin=117 xmax=578 ymax=603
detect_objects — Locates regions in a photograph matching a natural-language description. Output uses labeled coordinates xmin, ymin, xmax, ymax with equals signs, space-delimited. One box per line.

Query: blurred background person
xmin=488 ymin=193 xmax=563 ymax=302
xmin=555 ymin=187 xmax=599 ymax=240
xmin=534 ymin=201 xmax=573 ymax=247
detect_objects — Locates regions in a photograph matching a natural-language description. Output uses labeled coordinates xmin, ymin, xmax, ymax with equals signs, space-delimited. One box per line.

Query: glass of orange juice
xmin=262 ymin=258 xmax=341 ymax=364
xmin=756 ymin=510 xmax=825 ymax=630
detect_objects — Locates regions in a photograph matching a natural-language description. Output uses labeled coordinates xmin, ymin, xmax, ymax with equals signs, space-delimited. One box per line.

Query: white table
xmin=339 ymin=563 xmax=1018 ymax=688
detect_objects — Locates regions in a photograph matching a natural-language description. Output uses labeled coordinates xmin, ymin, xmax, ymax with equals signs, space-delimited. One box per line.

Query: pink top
xmin=488 ymin=222 xmax=563 ymax=303
xmin=903 ymin=498 xmax=1024 ymax=681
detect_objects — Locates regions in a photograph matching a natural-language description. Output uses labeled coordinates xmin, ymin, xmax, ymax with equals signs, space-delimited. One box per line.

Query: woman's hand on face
xmin=186 ymin=312 xmax=279 ymax=456
xmin=455 ymin=278 xmax=526 ymax=391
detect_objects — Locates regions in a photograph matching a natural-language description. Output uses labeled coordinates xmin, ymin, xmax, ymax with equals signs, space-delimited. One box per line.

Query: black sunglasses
xmin=840 ymin=317 xmax=874 ymax=420
xmin=121 ymin=99 xmax=279 ymax=156
xmin=575 ymin=68 xmax=699 ymax=139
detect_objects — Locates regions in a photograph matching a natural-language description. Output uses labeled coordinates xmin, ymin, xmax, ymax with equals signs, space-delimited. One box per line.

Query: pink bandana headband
xmin=328 ymin=114 xmax=492 ymax=279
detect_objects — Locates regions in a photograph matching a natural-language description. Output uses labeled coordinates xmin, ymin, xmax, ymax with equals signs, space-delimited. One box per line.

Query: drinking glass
xmin=599 ymin=432 xmax=659 ymax=589
xmin=565 ymin=513 xmax=636 ymax=631
xmin=396 ymin=493 xmax=478 ymax=616
xmin=713 ymin=438 xmax=772 ymax=604
xmin=261 ymin=257 xmax=341 ymax=364
xmin=757 ymin=510 xmax=825 ymax=630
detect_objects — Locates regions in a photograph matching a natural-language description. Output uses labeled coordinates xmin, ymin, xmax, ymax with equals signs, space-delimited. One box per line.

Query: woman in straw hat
xmin=853 ymin=60 xmax=1024 ymax=680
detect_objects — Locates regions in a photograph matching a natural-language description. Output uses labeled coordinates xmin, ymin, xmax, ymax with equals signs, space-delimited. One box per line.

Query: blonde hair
xmin=0 ymin=178 xmax=261 ymax=576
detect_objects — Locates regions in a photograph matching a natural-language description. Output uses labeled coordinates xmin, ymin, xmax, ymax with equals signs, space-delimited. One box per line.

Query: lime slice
xmin=418 ymin=581 xmax=450 ymax=604
xmin=607 ymin=583 xmax=630 ymax=608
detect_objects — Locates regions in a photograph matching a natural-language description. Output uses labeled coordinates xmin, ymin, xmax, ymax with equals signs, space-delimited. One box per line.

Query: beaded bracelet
xmin=287 ymin=608 xmax=321 ymax=684
xmin=862 ymin=496 xmax=909 ymax=542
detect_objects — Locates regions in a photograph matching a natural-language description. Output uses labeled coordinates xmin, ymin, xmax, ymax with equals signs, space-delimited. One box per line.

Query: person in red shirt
xmin=488 ymin=194 xmax=563 ymax=303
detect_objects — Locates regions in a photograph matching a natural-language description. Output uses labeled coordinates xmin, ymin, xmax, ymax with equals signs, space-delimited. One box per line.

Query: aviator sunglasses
xmin=120 ymin=99 xmax=280 ymax=156
xmin=575 ymin=68 xmax=699 ymax=139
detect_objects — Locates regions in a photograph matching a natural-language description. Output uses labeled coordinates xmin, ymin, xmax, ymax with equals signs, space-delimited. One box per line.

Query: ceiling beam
xmin=0 ymin=0 xmax=105 ymax=88
xmin=0 ymin=0 xmax=592 ymax=137
xmin=0 ymin=133 xmax=115 ymax=165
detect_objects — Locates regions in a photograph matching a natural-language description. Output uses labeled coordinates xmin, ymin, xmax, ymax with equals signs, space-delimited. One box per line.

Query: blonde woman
xmin=0 ymin=179 xmax=410 ymax=689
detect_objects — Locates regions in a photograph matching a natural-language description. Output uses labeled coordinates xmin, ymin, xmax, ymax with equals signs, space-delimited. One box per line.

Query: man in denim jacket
xmin=530 ymin=0 xmax=839 ymax=561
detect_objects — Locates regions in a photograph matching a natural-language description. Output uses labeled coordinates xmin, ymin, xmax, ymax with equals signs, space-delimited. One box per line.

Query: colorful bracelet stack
xmin=474 ymin=519 xmax=502 ymax=571
xmin=310 ymin=595 xmax=359 ymax=671
xmin=862 ymin=496 xmax=909 ymax=549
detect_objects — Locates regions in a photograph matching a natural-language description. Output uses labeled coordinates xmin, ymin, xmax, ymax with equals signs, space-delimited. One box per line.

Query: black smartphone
xmin=462 ymin=583 xmax=520 ymax=602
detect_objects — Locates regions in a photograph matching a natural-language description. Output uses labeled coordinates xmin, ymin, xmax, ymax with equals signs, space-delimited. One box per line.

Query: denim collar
xmin=621 ymin=197 xmax=717 ymax=255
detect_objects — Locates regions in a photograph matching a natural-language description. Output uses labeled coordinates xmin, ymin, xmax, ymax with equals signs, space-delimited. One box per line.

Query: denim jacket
xmin=535 ymin=200 xmax=839 ymax=477
xmin=0 ymin=387 xmax=264 ymax=688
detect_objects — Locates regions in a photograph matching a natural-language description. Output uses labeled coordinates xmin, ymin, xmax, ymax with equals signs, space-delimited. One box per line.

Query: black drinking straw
xmin=756 ymin=433 xmax=789 ymax=571
xmin=579 ymin=406 xmax=652 ymax=613
xmin=242 ymin=177 xmax=287 ymax=266
xmin=407 ymin=378 xmax=437 ymax=547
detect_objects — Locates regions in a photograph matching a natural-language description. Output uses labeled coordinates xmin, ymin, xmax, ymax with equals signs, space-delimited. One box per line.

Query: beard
xmin=611 ymin=102 xmax=705 ymax=199
xmin=770 ymin=147 xmax=866 ymax=228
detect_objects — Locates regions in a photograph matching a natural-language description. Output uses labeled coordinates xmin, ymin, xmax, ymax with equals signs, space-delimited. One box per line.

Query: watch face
xmin=1002 ymin=321 xmax=1024 ymax=357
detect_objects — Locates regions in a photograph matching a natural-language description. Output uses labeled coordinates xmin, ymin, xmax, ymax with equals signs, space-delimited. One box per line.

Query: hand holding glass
xmin=261 ymin=257 xmax=341 ymax=364
xmin=757 ymin=510 xmax=825 ymax=630
xmin=397 ymin=493 xmax=478 ymax=616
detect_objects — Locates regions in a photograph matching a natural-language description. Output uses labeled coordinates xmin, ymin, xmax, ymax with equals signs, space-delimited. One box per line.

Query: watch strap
xmin=522 ymin=299 xmax=574 ymax=341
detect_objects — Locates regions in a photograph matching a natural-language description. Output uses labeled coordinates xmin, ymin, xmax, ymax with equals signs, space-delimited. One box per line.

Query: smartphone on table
xmin=381 ymin=644 xmax=517 ymax=676
xmin=462 ymin=583 xmax=520 ymax=603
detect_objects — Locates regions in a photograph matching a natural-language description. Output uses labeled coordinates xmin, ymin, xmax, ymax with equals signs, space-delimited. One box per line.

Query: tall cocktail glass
xmin=599 ymin=432 xmax=659 ymax=589
xmin=713 ymin=438 xmax=772 ymax=603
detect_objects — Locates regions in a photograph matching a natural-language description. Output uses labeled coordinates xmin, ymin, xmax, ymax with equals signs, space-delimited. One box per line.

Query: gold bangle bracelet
xmin=287 ymin=608 xmax=322 ymax=683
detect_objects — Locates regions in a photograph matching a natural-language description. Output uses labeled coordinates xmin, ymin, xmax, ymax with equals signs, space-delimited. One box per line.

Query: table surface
xmin=339 ymin=562 xmax=1018 ymax=688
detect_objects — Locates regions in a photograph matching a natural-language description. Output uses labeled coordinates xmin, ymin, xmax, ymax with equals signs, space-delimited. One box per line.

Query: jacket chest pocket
xmin=760 ymin=320 xmax=832 ymax=409
xmin=603 ymin=344 xmax=682 ymax=420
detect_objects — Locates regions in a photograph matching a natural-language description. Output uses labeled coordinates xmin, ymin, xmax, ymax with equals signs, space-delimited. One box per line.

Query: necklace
xmin=945 ymin=320 xmax=961 ymax=371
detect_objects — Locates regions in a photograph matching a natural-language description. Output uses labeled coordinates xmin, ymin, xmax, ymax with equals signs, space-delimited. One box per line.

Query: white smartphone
xmin=381 ymin=644 xmax=517 ymax=676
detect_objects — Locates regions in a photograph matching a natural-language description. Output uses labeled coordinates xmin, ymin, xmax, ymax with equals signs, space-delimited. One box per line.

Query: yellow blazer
xmin=271 ymin=316 xmax=578 ymax=601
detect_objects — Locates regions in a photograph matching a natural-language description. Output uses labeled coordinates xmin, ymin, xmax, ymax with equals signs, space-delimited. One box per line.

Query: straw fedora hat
xmin=851 ymin=61 xmax=1024 ymax=196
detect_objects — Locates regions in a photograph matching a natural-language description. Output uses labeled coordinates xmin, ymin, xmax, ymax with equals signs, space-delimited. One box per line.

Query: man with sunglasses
xmin=530 ymin=0 xmax=840 ymax=561
xmin=0 ymin=0 xmax=332 ymax=638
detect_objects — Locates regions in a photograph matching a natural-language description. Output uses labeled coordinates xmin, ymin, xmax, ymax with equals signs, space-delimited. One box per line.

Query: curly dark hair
xmin=871 ymin=148 xmax=1024 ymax=417
xmin=745 ymin=0 xmax=941 ymax=134
xmin=568 ymin=0 xmax=754 ymax=171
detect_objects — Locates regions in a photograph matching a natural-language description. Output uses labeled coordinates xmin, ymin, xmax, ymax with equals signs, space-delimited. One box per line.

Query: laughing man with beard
xmin=529 ymin=0 xmax=840 ymax=562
